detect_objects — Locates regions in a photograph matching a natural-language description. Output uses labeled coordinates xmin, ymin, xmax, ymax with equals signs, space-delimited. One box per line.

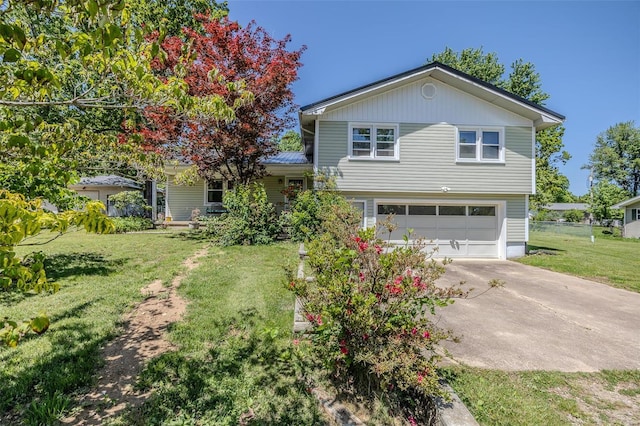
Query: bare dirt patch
xmin=62 ymin=247 xmax=208 ymax=425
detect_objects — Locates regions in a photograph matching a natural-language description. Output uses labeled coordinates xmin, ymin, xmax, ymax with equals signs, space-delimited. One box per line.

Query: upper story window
xmin=457 ymin=127 xmax=504 ymax=162
xmin=349 ymin=123 xmax=399 ymax=160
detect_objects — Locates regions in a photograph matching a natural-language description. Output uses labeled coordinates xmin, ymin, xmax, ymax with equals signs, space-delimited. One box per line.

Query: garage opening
xmin=376 ymin=203 xmax=499 ymax=258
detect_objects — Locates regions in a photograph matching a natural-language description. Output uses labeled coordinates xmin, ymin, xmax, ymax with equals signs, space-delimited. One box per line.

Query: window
xmin=408 ymin=205 xmax=436 ymax=215
xmin=439 ymin=205 xmax=466 ymax=216
xmin=469 ymin=206 xmax=496 ymax=216
xmin=206 ymin=180 xmax=223 ymax=203
xmin=633 ymin=208 xmax=640 ymax=221
xmin=377 ymin=204 xmax=406 ymax=215
xmin=350 ymin=123 xmax=399 ymax=159
xmin=457 ymin=127 xmax=504 ymax=162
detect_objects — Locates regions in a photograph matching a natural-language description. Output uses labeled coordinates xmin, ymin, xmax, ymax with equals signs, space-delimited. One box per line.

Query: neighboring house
xmin=298 ymin=61 xmax=564 ymax=259
xmin=164 ymin=152 xmax=313 ymax=222
xmin=612 ymin=195 xmax=640 ymax=238
xmin=69 ymin=175 xmax=142 ymax=216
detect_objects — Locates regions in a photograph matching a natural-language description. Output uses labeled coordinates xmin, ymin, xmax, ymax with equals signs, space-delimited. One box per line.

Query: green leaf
xmin=30 ymin=314 xmax=50 ymax=335
xmin=3 ymin=48 xmax=21 ymax=63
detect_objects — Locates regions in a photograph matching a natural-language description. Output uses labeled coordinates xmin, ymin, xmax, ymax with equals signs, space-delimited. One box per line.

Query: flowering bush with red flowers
xmin=289 ymin=201 xmax=470 ymax=422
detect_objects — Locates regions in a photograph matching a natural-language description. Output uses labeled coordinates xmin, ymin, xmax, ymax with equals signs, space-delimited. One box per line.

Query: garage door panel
xmin=376 ymin=202 xmax=500 ymax=258
xmin=467 ymin=228 xmax=497 ymax=241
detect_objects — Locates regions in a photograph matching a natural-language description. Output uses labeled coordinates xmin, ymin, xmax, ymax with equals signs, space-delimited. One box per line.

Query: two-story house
xmin=298 ymin=62 xmax=564 ymax=259
xmin=164 ymin=62 xmax=564 ymax=259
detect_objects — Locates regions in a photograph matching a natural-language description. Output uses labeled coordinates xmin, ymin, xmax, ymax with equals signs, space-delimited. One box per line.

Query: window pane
xmin=482 ymin=131 xmax=499 ymax=145
xmin=352 ymin=128 xmax=371 ymax=141
xmin=376 ymin=128 xmax=395 ymax=141
xmin=469 ymin=206 xmax=495 ymax=216
xmin=376 ymin=150 xmax=395 ymax=157
xmin=353 ymin=141 xmax=371 ymax=150
xmin=353 ymin=149 xmax=371 ymax=157
xmin=208 ymin=191 xmax=222 ymax=203
xmin=482 ymin=145 xmax=500 ymax=159
xmin=409 ymin=205 xmax=436 ymax=215
xmin=377 ymin=204 xmax=406 ymax=215
xmin=459 ymin=145 xmax=476 ymax=158
xmin=459 ymin=131 xmax=476 ymax=144
xmin=208 ymin=180 xmax=223 ymax=190
xmin=376 ymin=142 xmax=395 ymax=150
xmin=439 ymin=205 xmax=466 ymax=216
xmin=227 ymin=181 xmax=234 ymax=190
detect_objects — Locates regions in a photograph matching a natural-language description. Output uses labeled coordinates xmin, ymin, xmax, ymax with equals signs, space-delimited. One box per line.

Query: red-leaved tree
xmin=135 ymin=15 xmax=306 ymax=183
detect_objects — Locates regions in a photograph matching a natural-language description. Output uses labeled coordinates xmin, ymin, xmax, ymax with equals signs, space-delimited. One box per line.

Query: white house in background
xmin=69 ymin=175 xmax=143 ymax=216
xmin=613 ymin=195 xmax=640 ymax=238
xmin=298 ymin=61 xmax=565 ymax=259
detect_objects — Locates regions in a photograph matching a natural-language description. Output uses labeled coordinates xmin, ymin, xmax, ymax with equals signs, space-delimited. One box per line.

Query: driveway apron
xmin=434 ymin=261 xmax=640 ymax=371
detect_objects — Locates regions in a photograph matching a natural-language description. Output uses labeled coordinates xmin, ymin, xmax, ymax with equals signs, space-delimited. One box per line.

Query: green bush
xmin=287 ymin=176 xmax=348 ymax=242
xmin=289 ymin=199 xmax=474 ymax=424
xmin=111 ymin=217 xmax=154 ymax=233
xmin=563 ymin=209 xmax=585 ymax=223
xmin=108 ymin=190 xmax=150 ymax=217
xmin=204 ymin=183 xmax=280 ymax=246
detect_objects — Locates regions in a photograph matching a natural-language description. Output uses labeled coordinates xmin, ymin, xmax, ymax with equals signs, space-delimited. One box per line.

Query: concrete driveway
xmin=434 ymin=261 xmax=640 ymax=372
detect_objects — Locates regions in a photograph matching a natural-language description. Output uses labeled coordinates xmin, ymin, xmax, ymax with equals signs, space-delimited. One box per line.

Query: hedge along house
xmin=299 ymin=62 xmax=565 ymax=259
xmin=612 ymin=195 xmax=640 ymax=238
xmin=163 ymin=151 xmax=313 ymax=222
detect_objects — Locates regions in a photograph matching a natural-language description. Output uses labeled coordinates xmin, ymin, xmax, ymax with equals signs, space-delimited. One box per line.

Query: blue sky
xmin=226 ymin=0 xmax=640 ymax=196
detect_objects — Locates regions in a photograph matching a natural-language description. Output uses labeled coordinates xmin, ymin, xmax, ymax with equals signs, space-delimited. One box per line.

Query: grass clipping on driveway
xmin=114 ymin=243 xmax=325 ymax=425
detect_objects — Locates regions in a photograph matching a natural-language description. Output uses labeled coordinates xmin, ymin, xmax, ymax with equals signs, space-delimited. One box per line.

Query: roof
xmin=262 ymin=151 xmax=311 ymax=164
xmin=612 ymin=195 xmax=640 ymax=209
xmin=299 ymin=61 xmax=565 ymax=131
xmin=72 ymin=175 xmax=142 ymax=189
xmin=545 ymin=203 xmax=588 ymax=211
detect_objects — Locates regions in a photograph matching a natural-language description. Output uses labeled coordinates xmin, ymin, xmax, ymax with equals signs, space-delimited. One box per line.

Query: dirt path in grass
xmin=62 ymin=247 xmax=209 ymax=425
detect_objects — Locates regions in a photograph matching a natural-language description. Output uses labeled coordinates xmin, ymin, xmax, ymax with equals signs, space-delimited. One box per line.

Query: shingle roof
xmin=75 ymin=175 xmax=142 ymax=189
xmin=262 ymin=151 xmax=310 ymax=164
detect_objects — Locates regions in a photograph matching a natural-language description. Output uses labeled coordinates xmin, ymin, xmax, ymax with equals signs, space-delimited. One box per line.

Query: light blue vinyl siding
xmin=317 ymin=121 xmax=533 ymax=194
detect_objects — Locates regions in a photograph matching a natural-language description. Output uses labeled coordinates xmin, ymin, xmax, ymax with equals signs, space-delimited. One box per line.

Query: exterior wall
xmin=321 ymin=77 xmax=531 ymax=127
xmin=623 ymin=201 xmax=640 ymax=238
xmin=165 ymin=174 xmax=312 ymax=221
xmin=316 ymin=121 xmax=534 ymax=195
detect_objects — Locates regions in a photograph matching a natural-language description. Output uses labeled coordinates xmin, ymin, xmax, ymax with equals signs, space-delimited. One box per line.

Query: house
xmin=69 ymin=175 xmax=143 ymax=216
xmin=298 ymin=62 xmax=564 ymax=259
xmin=164 ymin=61 xmax=564 ymax=258
xmin=612 ymin=195 xmax=640 ymax=238
xmin=164 ymin=152 xmax=313 ymax=222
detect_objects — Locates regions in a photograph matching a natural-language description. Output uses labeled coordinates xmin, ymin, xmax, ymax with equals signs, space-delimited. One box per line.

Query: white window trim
xmin=204 ymin=179 xmax=230 ymax=206
xmin=455 ymin=126 xmax=505 ymax=163
xmin=348 ymin=122 xmax=400 ymax=161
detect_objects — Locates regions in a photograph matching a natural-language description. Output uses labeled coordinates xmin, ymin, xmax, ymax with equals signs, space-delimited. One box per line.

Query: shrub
xmin=108 ymin=190 xmax=150 ymax=218
xmin=204 ymin=183 xmax=280 ymax=246
xmin=289 ymin=199 xmax=472 ymax=423
xmin=563 ymin=209 xmax=585 ymax=223
xmin=111 ymin=217 xmax=154 ymax=233
xmin=287 ymin=176 xmax=350 ymax=242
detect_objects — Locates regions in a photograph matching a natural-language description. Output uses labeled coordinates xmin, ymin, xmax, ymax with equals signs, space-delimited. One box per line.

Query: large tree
xmin=133 ymin=15 xmax=306 ymax=184
xmin=428 ymin=47 xmax=572 ymax=208
xmin=588 ymin=121 xmax=640 ymax=197
xmin=0 ymin=0 xmax=234 ymax=205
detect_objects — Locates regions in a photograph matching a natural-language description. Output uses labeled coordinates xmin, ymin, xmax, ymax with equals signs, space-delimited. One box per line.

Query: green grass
xmin=1 ymin=230 xmax=203 ymax=425
xmin=442 ymin=367 xmax=640 ymax=425
xmin=517 ymin=230 xmax=640 ymax=292
xmin=113 ymin=243 xmax=324 ymax=425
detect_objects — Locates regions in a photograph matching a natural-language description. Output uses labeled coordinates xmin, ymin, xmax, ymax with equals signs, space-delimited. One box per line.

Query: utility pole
xmin=589 ymin=168 xmax=594 ymax=244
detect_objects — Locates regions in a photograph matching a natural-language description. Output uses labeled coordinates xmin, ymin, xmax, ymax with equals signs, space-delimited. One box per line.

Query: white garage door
xmin=376 ymin=203 xmax=499 ymax=258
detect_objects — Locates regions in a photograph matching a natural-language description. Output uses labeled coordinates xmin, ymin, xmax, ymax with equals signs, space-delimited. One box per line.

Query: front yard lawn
xmin=517 ymin=230 xmax=640 ymax=293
